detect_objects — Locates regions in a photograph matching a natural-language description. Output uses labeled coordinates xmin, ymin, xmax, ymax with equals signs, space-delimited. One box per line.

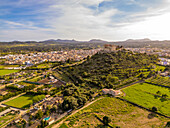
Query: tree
xmin=29 ymin=120 xmax=34 ymax=126
xmin=152 ymin=106 xmax=158 ymax=112
xmin=22 ymin=119 xmax=26 ymax=128
xmin=162 ymin=94 xmax=168 ymax=99
xmin=156 ymin=91 xmax=161 ymax=95
xmin=35 ymin=110 xmax=43 ymax=119
xmin=52 ymin=105 xmax=58 ymax=112
xmin=166 ymin=121 xmax=170 ymax=127
xmin=45 ymin=110 xmax=50 ymax=116
xmin=103 ymin=116 xmax=111 ymax=125
xmin=29 ymin=115 xmax=33 ymax=120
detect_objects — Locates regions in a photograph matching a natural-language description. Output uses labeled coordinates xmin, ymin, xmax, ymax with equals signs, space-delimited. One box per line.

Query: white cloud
xmin=1 ymin=0 xmax=170 ymax=41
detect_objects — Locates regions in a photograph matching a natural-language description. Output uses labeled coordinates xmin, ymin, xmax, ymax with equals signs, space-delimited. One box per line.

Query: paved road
xmin=51 ymin=97 xmax=103 ymax=128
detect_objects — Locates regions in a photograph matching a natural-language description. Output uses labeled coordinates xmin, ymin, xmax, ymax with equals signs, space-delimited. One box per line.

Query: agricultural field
xmin=0 ymin=113 xmax=16 ymax=127
xmin=0 ymin=65 xmax=20 ymax=69
xmin=0 ymin=69 xmax=19 ymax=76
xmin=123 ymin=83 xmax=170 ymax=116
xmin=61 ymin=97 xmax=169 ymax=128
xmin=4 ymin=94 xmax=35 ymax=109
xmin=146 ymin=76 xmax=170 ymax=87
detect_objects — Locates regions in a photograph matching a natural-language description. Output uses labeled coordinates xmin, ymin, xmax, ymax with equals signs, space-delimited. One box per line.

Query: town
xmin=0 ymin=45 xmax=170 ymax=128
xmin=1 ymin=49 xmax=101 ymax=66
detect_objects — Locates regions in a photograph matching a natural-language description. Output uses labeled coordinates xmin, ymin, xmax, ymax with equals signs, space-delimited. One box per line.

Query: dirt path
xmin=51 ymin=97 xmax=103 ymax=128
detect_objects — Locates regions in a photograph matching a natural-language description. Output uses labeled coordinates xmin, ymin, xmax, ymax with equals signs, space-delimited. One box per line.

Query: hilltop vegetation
xmin=62 ymin=50 xmax=158 ymax=89
xmin=59 ymin=50 xmax=162 ymax=111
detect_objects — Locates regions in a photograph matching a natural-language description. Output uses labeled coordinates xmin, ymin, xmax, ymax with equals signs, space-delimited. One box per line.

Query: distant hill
xmin=125 ymin=38 xmax=151 ymax=42
xmin=0 ymin=38 xmax=169 ymax=53
xmin=113 ymin=39 xmax=170 ymax=48
xmin=41 ymin=38 xmax=170 ymax=48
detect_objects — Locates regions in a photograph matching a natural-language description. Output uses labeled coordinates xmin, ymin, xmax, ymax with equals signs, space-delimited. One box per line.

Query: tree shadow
xmin=154 ymin=95 xmax=158 ymax=99
xmin=148 ymin=112 xmax=157 ymax=119
xmin=94 ymin=115 xmax=114 ymax=128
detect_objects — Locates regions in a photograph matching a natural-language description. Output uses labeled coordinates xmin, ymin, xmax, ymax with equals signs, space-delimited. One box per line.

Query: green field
xmin=61 ymin=97 xmax=169 ymax=128
xmin=123 ymin=83 xmax=170 ymax=116
xmin=0 ymin=69 xmax=19 ymax=76
xmin=0 ymin=65 xmax=20 ymax=69
xmin=4 ymin=94 xmax=35 ymax=108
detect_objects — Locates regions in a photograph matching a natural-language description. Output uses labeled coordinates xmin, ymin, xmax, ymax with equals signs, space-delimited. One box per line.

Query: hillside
xmin=61 ymin=50 xmax=158 ymax=89
xmin=58 ymin=50 xmax=163 ymax=111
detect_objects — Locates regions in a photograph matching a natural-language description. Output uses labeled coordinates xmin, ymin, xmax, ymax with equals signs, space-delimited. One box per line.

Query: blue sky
xmin=0 ymin=0 xmax=170 ymax=41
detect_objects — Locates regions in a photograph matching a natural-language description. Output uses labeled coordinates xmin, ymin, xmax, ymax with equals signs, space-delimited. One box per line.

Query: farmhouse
xmin=102 ymin=89 xmax=122 ymax=96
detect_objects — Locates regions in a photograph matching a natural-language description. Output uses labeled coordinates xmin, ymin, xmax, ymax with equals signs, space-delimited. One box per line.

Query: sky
xmin=0 ymin=0 xmax=170 ymax=41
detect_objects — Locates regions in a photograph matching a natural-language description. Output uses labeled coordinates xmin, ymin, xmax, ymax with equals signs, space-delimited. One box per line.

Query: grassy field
xmin=62 ymin=97 xmax=169 ymax=128
xmin=123 ymin=83 xmax=170 ymax=116
xmin=0 ymin=69 xmax=19 ymax=76
xmin=4 ymin=94 xmax=35 ymax=108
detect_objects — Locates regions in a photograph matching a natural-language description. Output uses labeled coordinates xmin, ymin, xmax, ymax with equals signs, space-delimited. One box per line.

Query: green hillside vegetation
xmin=61 ymin=97 xmax=169 ymax=128
xmin=62 ymin=50 xmax=158 ymax=89
xmin=123 ymin=83 xmax=170 ymax=116
xmin=59 ymin=50 xmax=160 ymax=110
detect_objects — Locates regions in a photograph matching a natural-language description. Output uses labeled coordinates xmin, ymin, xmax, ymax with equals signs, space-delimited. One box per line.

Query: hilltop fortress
xmin=100 ymin=44 xmax=124 ymax=53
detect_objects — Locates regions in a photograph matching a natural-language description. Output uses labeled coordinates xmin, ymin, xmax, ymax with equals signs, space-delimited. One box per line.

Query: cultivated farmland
xmin=123 ymin=83 xmax=170 ymax=116
xmin=61 ymin=97 xmax=169 ymax=128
